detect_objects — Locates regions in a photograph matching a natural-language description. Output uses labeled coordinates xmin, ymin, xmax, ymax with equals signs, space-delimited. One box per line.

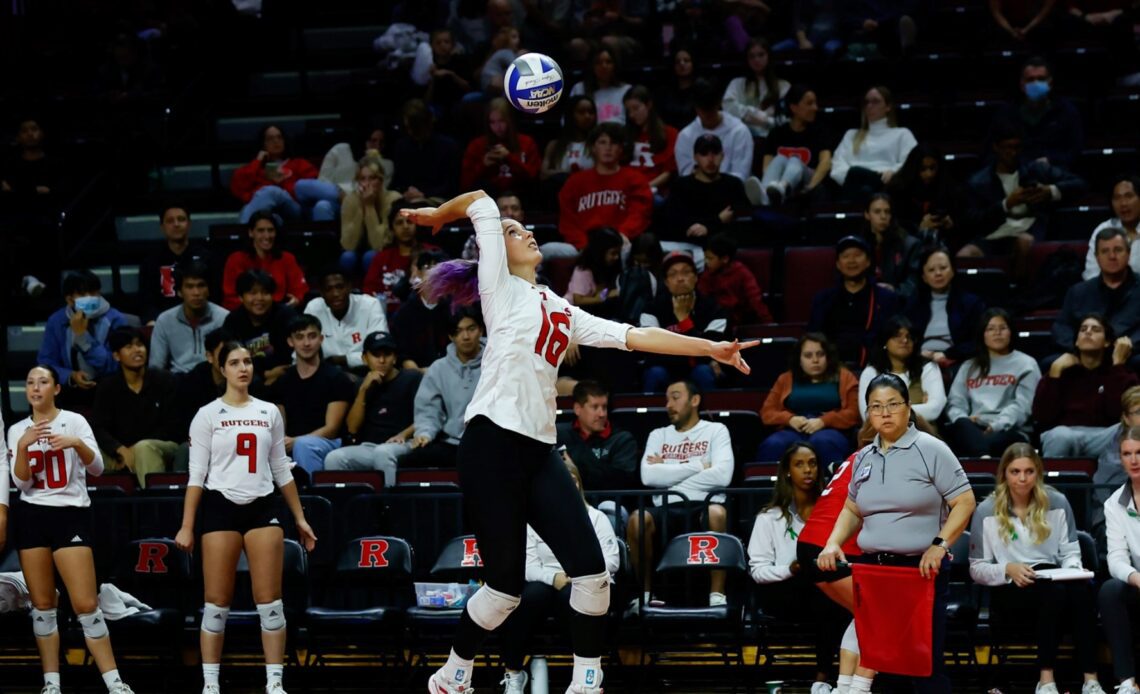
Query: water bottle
xmin=529 ymin=655 xmax=549 ymax=694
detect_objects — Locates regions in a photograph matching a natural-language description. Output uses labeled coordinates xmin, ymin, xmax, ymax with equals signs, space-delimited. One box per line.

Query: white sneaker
xmin=265 ymin=683 xmax=286 ymax=694
xmin=202 ymin=685 xmax=221 ymax=694
xmin=709 ymin=592 xmax=727 ymax=606
xmin=40 ymin=686 xmax=62 ymax=694
xmin=428 ymin=670 xmax=474 ymax=693
xmin=744 ymin=176 xmax=766 ymax=206
xmin=501 ymin=670 xmax=528 ymax=694
xmin=22 ymin=275 xmax=45 ymax=297
xmin=1116 ymin=683 xmax=1139 ymax=694
xmin=109 ymin=686 xmax=135 ymax=694
xmin=1083 ymin=682 xmax=1108 ymax=694
xmin=812 ymin=682 xmax=834 ymax=694
xmin=565 ymin=685 xmax=603 ymax=694
xmin=1035 ymin=683 xmax=1059 ymax=694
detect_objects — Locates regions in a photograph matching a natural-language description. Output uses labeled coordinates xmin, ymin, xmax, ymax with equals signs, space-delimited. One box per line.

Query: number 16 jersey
xmin=6 ymin=410 xmax=102 ymax=508
xmin=188 ymin=397 xmax=294 ymax=504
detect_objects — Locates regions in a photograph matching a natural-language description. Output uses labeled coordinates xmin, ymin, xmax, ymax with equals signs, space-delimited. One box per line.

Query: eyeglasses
xmin=867 ymin=401 xmax=906 ymax=416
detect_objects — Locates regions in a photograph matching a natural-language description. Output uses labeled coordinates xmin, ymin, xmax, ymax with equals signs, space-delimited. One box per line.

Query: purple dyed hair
xmin=420 ymin=259 xmax=481 ymax=307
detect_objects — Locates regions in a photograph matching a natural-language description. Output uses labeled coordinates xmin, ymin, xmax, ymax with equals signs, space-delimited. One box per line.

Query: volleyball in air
xmin=504 ymin=53 xmax=564 ymax=115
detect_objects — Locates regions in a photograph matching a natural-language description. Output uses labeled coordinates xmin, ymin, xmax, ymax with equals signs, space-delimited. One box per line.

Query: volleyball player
xmin=175 ymin=342 xmax=317 ymax=694
xmin=405 ymin=190 xmax=756 ymax=694
xmin=7 ymin=365 xmax=134 ymax=694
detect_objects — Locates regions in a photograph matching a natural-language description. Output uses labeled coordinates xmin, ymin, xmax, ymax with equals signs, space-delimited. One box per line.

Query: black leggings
xmin=452 ymin=416 xmax=607 ymax=660
xmin=1099 ymin=578 xmax=1140 ymax=681
xmin=757 ymin=577 xmax=848 ymax=676
xmin=991 ymin=580 xmax=1098 ymax=672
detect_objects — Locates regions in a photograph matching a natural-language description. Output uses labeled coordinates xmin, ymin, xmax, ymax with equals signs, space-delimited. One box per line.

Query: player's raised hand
xmin=710 ymin=339 xmax=759 ymax=375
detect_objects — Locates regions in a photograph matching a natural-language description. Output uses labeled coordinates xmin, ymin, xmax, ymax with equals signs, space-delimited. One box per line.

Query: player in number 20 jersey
xmin=188 ymin=397 xmax=293 ymax=504
xmin=8 ymin=409 xmax=102 ymax=508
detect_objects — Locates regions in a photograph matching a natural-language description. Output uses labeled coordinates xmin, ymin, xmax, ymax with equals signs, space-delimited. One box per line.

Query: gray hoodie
xmin=413 ymin=340 xmax=484 ymax=444
xmin=149 ymin=302 xmax=230 ymax=374
xmin=946 ymin=350 xmax=1041 ymax=435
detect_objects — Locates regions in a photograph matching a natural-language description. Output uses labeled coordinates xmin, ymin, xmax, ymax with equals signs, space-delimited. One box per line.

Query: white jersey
xmin=640 ymin=420 xmax=734 ymax=505
xmin=6 ymin=410 xmax=102 ymax=508
xmin=463 ymin=196 xmax=632 ymax=443
xmin=188 ymin=397 xmax=294 ymax=504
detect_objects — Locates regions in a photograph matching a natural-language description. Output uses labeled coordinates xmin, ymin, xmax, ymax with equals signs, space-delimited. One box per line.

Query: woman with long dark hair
xmin=568 ymin=46 xmax=632 ymax=125
xmin=945 ymin=308 xmax=1042 ymax=456
xmin=862 ymin=193 xmax=921 ymax=297
xmin=755 ymin=83 xmax=832 ymax=206
xmin=723 ymin=38 xmax=790 ymax=138
xmin=859 ymin=314 xmax=946 ymax=426
xmin=747 ymin=442 xmax=847 ymax=692
xmin=564 ymin=227 xmax=624 ymax=314
xmin=407 ymin=190 xmax=756 ymax=694
xmin=887 ymin=143 xmax=963 ymax=242
xmin=903 ymin=245 xmax=987 ymax=367
xmin=542 ymin=95 xmax=597 ymax=183
xmin=221 ymin=211 xmax=309 ymax=310
xmin=460 ymin=98 xmax=541 ymax=197
xmin=624 ymin=85 xmax=678 ymax=197
xmin=660 ymin=47 xmax=698 ymax=129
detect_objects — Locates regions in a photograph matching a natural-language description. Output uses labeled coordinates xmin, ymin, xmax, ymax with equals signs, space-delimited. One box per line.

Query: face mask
xmin=1024 ymin=80 xmax=1050 ymax=102
xmin=74 ymin=296 xmax=101 ymax=314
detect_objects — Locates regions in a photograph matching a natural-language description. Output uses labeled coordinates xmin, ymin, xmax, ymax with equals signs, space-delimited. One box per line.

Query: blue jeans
xmin=339 ymin=249 xmax=377 ymax=277
xmin=756 ymin=428 xmax=851 ymax=466
xmin=241 ymin=185 xmax=301 ymax=223
xmin=291 ymin=435 xmax=341 ymax=476
xmin=760 ymin=154 xmax=811 ymax=193
xmin=240 ymin=180 xmax=340 ymax=223
xmin=643 ymin=363 xmax=716 ymax=393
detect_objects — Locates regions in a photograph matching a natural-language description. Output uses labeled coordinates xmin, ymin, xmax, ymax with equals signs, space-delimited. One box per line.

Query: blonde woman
xmin=969 ymin=443 xmax=1104 ymax=694
xmin=829 ymin=85 xmax=917 ymax=200
xmin=339 ymin=155 xmax=403 ymax=276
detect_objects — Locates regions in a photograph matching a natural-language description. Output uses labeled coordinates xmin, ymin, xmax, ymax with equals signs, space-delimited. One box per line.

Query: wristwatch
xmin=931 ymin=536 xmax=949 ymax=551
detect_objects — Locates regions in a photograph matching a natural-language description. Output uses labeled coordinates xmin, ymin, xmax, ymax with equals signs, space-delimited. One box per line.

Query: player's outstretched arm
xmin=399 ymin=190 xmax=489 ymax=235
xmin=626 ymin=327 xmax=758 ymax=375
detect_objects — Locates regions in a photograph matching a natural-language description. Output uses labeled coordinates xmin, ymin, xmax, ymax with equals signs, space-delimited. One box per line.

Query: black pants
xmin=499 ymin=581 xmax=573 ymax=670
xmin=991 ymin=580 xmax=1097 ymax=672
xmin=943 ymin=418 xmax=1027 ymax=458
xmin=452 ymin=416 xmax=607 ymax=660
xmin=1099 ymin=578 xmax=1140 ymax=681
xmin=757 ymin=577 xmax=847 ymax=675
xmin=400 ymin=440 xmax=458 ymax=469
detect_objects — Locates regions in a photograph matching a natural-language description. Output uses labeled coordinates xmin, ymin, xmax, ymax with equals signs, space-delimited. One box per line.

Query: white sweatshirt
xmin=524 ymin=505 xmax=620 ymax=586
xmin=747 ymin=506 xmax=804 ymax=584
xmin=1105 ymin=483 xmax=1140 ymax=584
xmin=829 ymin=120 xmax=917 ymax=186
xmin=304 ymin=293 xmax=390 ymax=369
xmin=968 ymin=489 xmax=1082 ymax=586
xmin=722 ymin=76 xmax=790 ymax=138
xmin=858 ymin=363 xmax=947 ymax=423
xmin=640 ymin=419 xmax=734 ymax=505
xmin=675 ymin=112 xmax=755 ymax=181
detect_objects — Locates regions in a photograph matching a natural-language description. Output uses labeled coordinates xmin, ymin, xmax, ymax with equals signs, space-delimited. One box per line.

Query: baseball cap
xmin=363 ymin=332 xmax=398 ymax=354
xmin=836 ymin=235 xmax=871 ymax=255
xmin=662 ymin=250 xmax=698 ymax=274
xmin=693 ymin=133 xmax=723 ymax=155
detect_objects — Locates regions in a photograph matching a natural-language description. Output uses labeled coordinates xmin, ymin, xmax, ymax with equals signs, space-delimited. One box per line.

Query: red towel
xmin=852 ymin=564 xmax=935 ymax=677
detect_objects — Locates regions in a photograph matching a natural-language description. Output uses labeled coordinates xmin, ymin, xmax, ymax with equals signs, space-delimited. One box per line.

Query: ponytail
xmin=420 ymin=259 xmax=480 ymax=307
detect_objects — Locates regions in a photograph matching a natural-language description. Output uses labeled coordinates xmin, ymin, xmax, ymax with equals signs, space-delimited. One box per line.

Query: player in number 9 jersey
xmin=406 ymin=191 xmax=759 ymax=694
xmin=176 ymin=342 xmax=316 ymax=694
xmin=8 ymin=365 xmax=134 ymax=694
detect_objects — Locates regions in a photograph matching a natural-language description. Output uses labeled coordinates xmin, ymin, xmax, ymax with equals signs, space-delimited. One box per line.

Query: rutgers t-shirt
xmin=798 ymin=453 xmax=862 ymax=555
xmin=188 ymin=397 xmax=294 ymax=504
xmin=762 ymin=122 xmax=832 ymax=171
xmin=7 ymin=410 xmax=102 ymax=508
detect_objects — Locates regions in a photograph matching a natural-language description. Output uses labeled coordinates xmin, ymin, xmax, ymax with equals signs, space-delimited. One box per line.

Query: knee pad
xmin=841 ymin=619 xmax=860 ymax=655
xmin=569 ymin=571 xmax=611 ymax=617
xmin=466 ymin=585 xmax=520 ymax=631
xmin=201 ymin=602 xmax=230 ymax=634
xmin=78 ymin=608 xmax=109 ymax=640
xmin=31 ymin=608 xmax=58 ymax=638
xmin=257 ymin=599 xmax=286 ymax=632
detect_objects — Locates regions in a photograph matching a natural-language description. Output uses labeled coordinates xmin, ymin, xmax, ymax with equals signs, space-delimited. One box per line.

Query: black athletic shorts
xmin=13 ymin=501 xmax=92 ymax=551
xmin=198 ymin=489 xmax=283 ymax=536
xmin=797 ymin=541 xmax=853 ymax=584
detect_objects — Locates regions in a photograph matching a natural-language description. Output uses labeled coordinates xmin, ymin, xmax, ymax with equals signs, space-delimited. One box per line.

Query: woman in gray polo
xmin=817 ymin=372 xmax=976 ymax=694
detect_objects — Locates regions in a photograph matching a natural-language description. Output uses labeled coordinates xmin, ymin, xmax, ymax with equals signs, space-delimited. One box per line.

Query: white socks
xmin=836 ymin=673 xmax=853 ymax=693
xmin=44 ymin=672 xmax=61 ymax=688
xmin=572 ymin=656 xmax=603 ymax=689
xmin=851 ymin=674 xmax=873 ymax=692
xmin=202 ymin=663 xmax=220 ymax=687
xmin=441 ymin=649 xmax=475 ymax=686
xmin=266 ymin=663 xmax=283 ymax=688
xmin=102 ymin=669 xmax=123 ymax=690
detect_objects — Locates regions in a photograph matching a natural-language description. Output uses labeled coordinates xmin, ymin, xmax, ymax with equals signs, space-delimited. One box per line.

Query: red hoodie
xmin=628 ymin=125 xmax=678 ymax=185
xmin=557 ymin=166 xmax=652 ymax=249
xmin=698 ymin=259 xmax=772 ymax=325
xmin=230 ymin=157 xmax=319 ymax=203
xmin=459 ymin=135 xmax=541 ymax=194
xmin=222 ymin=250 xmax=310 ymax=310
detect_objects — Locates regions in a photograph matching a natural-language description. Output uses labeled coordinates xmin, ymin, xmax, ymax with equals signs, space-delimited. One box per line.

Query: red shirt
xmin=698 ymin=259 xmax=772 ymax=325
xmin=229 ymin=157 xmax=319 ymax=203
xmin=628 ymin=125 xmax=678 ymax=184
xmin=221 ymin=250 xmax=309 ymax=311
xmin=798 ymin=453 xmax=862 ymax=555
xmin=361 ymin=244 xmax=440 ymax=313
xmin=557 ymin=166 xmax=653 ymax=249
xmin=459 ymin=134 xmax=541 ymax=194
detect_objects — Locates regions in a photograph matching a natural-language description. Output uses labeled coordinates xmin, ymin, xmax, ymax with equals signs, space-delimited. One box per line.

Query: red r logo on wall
xmin=461 ymin=538 xmax=483 ymax=567
xmin=359 ymin=539 xmax=391 ymax=568
xmin=135 ymin=542 xmax=170 ymax=574
xmin=687 ymin=535 xmax=721 ymax=565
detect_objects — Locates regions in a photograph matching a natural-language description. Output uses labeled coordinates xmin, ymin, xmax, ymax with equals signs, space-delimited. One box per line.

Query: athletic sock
xmin=202 ymin=663 xmax=220 ymax=687
xmin=850 ymin=675 xmax=873 ymax=692
xmin=266 ymin=663 xmax=283 ymax=688
xmin=441 ymin=649 xmax=475 ymax=685
xmin=836 ymin=673 xmax=853 ymax=693
xmin=571 ymin=655 xmax=603 ymax=689
xmin=44 ymin=672 xmax=61 ymax=688
xmin=102 ymin=669 xmax=123 ymax=690
xmin=643 ymin=590 xmax=651 ymax=604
